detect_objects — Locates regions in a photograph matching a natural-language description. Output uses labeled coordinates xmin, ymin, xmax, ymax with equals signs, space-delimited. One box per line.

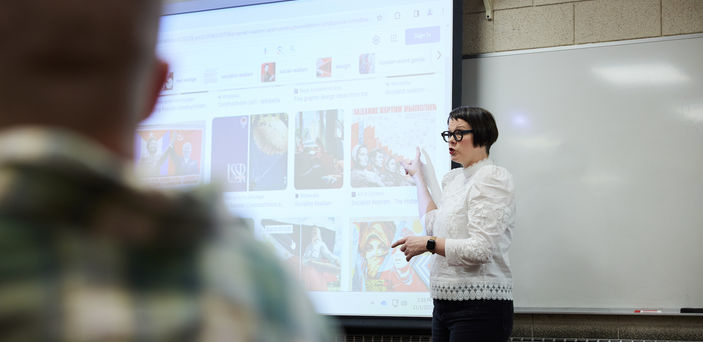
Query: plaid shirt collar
xmin=0 ymin=126 xmax=216 ymax=247
xmin=0 ymin=126 xmax=138 ymax=187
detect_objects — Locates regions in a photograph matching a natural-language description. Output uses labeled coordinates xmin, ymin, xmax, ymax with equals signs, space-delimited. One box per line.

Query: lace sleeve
xmin=444 ymin=166 xmax=514 ymax=266
xmin=423 ymin=209 xmax=438 ymax=236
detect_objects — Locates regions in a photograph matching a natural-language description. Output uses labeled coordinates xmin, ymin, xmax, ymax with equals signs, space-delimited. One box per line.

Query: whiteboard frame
xmin=463 ymin=33 xmax=703 ymax=315
xmin=463 ymin=33 xmax=703 ymax=59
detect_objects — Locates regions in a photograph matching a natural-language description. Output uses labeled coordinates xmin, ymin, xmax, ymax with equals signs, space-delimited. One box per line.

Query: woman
xmin=391 ymin=106 xmax=515 ymax=341
xmin=352 ymin=222 xmax=392 ymax=291
xmin=350 ymin=144 xmax=384 ymax=187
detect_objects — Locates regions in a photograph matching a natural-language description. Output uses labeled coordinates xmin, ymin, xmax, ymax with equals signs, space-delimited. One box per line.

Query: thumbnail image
xmin=162 ymin=71 xmax=174 ymax=90
xmin=211 ymin=113 xmax=288 ymax=191
xmin=135 ymin=126 xmax=203 ymax=187
xmin=260 ymin=218 xmax=342 ymax=291
xmin=316 ymin=57 xmax=332 ymax=78
xmin=294 ymin=109 xmax=344 ymax=189
xmin=301 ymin=220 xmax=342 ymax=291
xmin=351 ymin=218 xmax=430 ymax=292
xmin=350 ymin=144 xmax=405 ymax=187
xmin=249 ymin=113 xmax=288 ymax=191
xmin=261 ymin=62 xmax=276 ymax=82
xmin=260 ymin=219 xmax=302 ymax=278
xmin=211 ymin=115 xmax=249 ymax=192
xmin=359 ymin=53 xmax=375 ymax=74
xmin=351 ymin=112 xmax=435 ymax=188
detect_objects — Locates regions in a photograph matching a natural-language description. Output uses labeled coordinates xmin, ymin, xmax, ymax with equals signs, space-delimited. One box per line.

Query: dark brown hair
xmin=447 ymin=106 xmax=499 ymax=155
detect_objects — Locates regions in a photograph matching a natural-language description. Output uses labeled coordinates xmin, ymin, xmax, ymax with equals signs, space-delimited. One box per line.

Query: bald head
xmin=0 ymin=0 xmax=166 ymax=157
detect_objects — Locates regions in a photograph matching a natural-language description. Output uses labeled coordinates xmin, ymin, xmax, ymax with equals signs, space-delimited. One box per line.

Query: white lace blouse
xmin=423 ymin=158 xmax=515 ymax=301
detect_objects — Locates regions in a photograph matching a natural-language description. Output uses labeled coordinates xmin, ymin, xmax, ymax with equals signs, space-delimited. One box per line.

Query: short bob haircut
xmin=447 ymin=106 xmax=499 ymax=155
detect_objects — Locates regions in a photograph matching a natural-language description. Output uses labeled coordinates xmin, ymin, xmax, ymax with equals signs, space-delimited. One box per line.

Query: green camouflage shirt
xmin=0 ymin=127 xmax=336 ymax=341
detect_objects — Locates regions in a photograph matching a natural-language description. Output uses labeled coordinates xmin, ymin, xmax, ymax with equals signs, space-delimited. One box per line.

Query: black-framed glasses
xmin=441 ymin=129 xmax=473 ymax=142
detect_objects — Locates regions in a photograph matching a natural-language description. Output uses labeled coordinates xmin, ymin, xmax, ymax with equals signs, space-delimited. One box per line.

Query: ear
xmin=141 ymin=58 xmax=169 ymax=122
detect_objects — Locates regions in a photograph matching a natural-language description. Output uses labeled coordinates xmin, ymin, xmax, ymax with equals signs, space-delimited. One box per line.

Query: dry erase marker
xmin=681 ymin=308 xmax=703 ymax=313
xmin=634 ymin=309 xmax=662 ymax=313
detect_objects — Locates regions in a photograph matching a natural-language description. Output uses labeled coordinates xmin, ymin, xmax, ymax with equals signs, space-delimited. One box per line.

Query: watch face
xmin=426 ymin=239 xmax=436 ymax=251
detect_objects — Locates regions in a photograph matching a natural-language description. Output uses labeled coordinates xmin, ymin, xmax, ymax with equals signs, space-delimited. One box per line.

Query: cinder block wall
xmin=462 ymin=0 xmax=703 ymax=54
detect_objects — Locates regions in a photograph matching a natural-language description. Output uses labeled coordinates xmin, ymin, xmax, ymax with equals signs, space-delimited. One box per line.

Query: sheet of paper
xmin=420 ymin=147 xmax=441 ymax=205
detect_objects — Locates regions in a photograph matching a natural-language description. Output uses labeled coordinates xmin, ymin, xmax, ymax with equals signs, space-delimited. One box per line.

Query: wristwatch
xmin=426 ymin=236 xmax=437 ymax=254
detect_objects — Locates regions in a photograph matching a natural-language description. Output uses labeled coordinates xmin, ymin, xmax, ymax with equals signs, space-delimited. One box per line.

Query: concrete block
xmin=618 ymin=315 xmax=703 ymax=341
xmin=534 ymin=0 xmax=578 ymax=5
xmin=532 ymin=314 xmax=620 ymax=339
xmin=512 ymin=314 xmax=533 ymax=337
xmin=575 ymin=0 xmax=661 ymax=44
xmin=464 ymin=0 xmax=533 ymax=13
xmin=463 ymin=12 xmax=495 ymax=55
xmin=494 ymin=3 xmax=573 ymax=51
xmin=662 ymin=0 xmax=703 ymax=35
xmin=495 ymin=0 xmax=534 ymax=10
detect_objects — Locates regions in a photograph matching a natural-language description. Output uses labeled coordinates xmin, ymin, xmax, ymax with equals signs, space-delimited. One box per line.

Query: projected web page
xmin=138 ymin=0 xmax=453 ymax=317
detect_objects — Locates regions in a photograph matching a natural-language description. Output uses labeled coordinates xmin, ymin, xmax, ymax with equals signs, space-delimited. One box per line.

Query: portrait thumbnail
xmin=359 ymin=53 xmax=375 ymax=74
xmin=294 ymin=109 xmax=344 ymax=189
xmin=261 ymin=62 xmax=276 ymax=82
xmin=135 ymin=126 xmax=204 ymax=187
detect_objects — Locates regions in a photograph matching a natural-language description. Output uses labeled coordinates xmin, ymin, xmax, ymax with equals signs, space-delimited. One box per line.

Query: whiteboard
xmin=462 ymin=34 xmax=703 ymax=312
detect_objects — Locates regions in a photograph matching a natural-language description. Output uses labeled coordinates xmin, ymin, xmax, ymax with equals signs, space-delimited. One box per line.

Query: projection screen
xmin=137 ymin=0 xmax=459 ymax=317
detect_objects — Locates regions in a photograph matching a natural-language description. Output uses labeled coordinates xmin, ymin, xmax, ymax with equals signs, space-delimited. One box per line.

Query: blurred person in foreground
xmin=0 ymin=1 xmax=335 ymax=341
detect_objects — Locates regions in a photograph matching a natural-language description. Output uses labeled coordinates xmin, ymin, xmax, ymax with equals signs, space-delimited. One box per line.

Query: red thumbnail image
xmin=261 ymin=62 xmax=276 ymax=82
xmin=135 ymin=128 xmax=203 ymax=187
xmin=316 ymin=57 xmax=332 ymax=78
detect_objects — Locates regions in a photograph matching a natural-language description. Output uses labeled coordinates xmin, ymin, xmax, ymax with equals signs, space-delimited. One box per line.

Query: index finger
xmin=391 ymin=238 xmax=407 ymax=248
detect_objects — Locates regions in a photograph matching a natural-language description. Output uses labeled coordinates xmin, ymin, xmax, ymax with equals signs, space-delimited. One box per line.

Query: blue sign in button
xmin=405 ymin=26 xmax=440 ymax=45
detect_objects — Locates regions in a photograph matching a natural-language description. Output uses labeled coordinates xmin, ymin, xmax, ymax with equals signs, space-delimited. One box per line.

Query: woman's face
xmin=373 ymin=151 xmax=385 ymax=168
xmin=365 ymin=238 xmax=385 ymax=260
xmin=357 ymin=146 xmax=369 ymax=168
xmin=447 ymin=118 xmax=484 ymax=167
xmin=386 ymin=158 xmax=397 ymax=172
xmin=311 ymin=227 xmax=321 ymax=241
xmin=364 ymin=237 xmax=386 ymax=276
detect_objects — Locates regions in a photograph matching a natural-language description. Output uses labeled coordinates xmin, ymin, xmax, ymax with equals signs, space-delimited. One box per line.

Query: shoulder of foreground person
xmin=137 ymin=182 xmax=339 ymax=341
xmin=200 ymin=213 xmax=340 ymax=342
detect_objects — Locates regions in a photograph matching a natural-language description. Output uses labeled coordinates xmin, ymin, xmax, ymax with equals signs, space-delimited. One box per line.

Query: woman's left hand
xmin=391 ymin=236 xmax=431 ymax=262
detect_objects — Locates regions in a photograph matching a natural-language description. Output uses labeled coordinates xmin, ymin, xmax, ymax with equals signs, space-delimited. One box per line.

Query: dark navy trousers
xmin=432 ymin=299 xmax=513 ymax=342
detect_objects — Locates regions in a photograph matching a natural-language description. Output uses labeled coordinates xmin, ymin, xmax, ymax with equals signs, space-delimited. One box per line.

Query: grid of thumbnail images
xmin=135 ymin=103 xmax=437 ymax=291
xmin=136 ymin=105 xmax=437 ymax=190
xmin=260 ymin=218 xmax=431 ymax=292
